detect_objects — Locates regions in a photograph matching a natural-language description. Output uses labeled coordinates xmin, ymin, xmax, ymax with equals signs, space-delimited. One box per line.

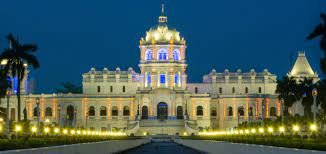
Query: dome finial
xmin=159 ymin=0 xmax=167 ymax=23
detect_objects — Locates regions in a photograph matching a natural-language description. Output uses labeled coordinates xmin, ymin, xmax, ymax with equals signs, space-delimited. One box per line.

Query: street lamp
xmin=5 ymin=87 xmax=11 ymax=139
xmin=57 ymin=104 xmax=62 ymax=127
xmin=36 ymin=97 xmax=40 ymax=132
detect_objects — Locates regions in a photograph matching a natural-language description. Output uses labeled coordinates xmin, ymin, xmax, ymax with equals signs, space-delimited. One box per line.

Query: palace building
xmin=0 ymin=6 xmax=318 ymax=135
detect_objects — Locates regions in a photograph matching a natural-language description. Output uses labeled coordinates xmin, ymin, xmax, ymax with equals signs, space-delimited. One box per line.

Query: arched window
xmin=245 ymin=87 xmax=248 ymax=94
xmin=122 ymin=86 xmax=126 ymax=93
xmin=172 ymin=49 xmax=180 ymax=60
xmin=97 ymin=86 xmax=101 ymax=93
xmin=112 ymin=106 xmax=118 ymax=116
xmin=10 ymin=108 xmax=15 ymax=121
xmin=270 ymin=107 xmax=277 ymax=116
xmin=123 ymin=106 xmax=130 ymax=116
xmin=100 ymin=106 xmax=107 ymax=116
xmin=89 ymin=106 xmax=95 ymax=116
xmin=195 ymin=87 xmax=198 ymax=94
xmin=238 ymin=106 xmax=244 ymax=116
xmin=196 ymin=106 xmax=203 ymax=116
xmin=219 ymin=87 xmax=223 ymax=94
xmin=110 ymin=86 xmax=113 ymax=93
xmin=142 ymin=106 xmax=148 ymax=119
xmin=158 ymin=49 xmax=168 ymax=60
xmin=146 ymin=73 xmax=151 ymax=87
xmin=176 ymin=106 xmax=183 ymax=119
xmin=160 ymin=74 xmax=166 ymax=84
xmin=232 ymin=87 xmax=235 ymax=94
xmin=258 ymin=87 xmax=262 ymax=93
xmin=211 ymin=107 xmax=217 ymax=116
xmin=45 ymin=107 xmax=52 ymax=117
xmin=145 ymin=50 xmax=152 ymax=60
xmin=174 ymin=73 xmax=179 ymax=85
xmin=33 ymin=107 xmax=38 ymax=117
xmin=249 ymin=107 xmax=253 ymax=116
xmin=228 ymin=107 xmax=233 ymax=116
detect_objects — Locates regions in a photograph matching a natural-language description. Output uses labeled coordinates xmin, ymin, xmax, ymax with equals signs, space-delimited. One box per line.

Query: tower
xmin=139 ymin=4 xmax=187 ymax=90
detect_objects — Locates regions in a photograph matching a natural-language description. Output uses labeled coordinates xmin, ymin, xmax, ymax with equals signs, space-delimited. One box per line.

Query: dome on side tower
xmin=140 ymin=5 xmax=185 ymax=46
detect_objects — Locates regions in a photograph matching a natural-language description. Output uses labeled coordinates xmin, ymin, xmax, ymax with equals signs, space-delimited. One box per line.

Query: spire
xmin=159 ymin=0 xmax=168 ymax=23
xmin=289 ymin=51 xmax=315 ymax=76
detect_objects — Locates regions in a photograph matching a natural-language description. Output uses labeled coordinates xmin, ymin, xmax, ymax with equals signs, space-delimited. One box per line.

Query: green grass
xmin=181 ymin=135 xmax=326 ymax=151
xmin=0 ymin=135 xmax=139 ymax=151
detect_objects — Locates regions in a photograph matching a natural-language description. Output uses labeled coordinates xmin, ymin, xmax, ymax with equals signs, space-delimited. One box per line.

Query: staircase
xmin=136 ymin=120 xmax=185 ymax=135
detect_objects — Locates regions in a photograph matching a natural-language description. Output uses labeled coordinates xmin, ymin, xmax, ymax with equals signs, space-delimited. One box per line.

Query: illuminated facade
xmin=0 ymin=7 xmax=318 ymax=135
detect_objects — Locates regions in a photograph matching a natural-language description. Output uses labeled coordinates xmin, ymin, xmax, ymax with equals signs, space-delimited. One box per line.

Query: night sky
xmin=0 ymin=0 xmax=325 ymax=93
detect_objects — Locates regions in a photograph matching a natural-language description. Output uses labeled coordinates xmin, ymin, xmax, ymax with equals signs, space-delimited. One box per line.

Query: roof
xmin=289 ymin=52 xmax=315 ymax=77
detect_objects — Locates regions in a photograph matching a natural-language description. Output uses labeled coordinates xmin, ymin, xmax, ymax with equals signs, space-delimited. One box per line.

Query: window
xmin=219 ymin=87 xmax=223 ymax=94
xmin=195 ymin=87 xmax=198 ymax=94
xmin=270 ymin=107 xmax=277 ymax=116
xmin=33 ymin=107 xmax=38 ymax=117
xmin=196 ymin=106 xmax=203 ymax=116
xmin=97 ymin=86 xmax=101 ymax=93
xmin=146 ymin=73 xmax=151 ymax=86
xmin=160 ymin=74 xmax=166 ymax=84
xmin=112 ymin=106 xmax=118 ymax=116
xmin=122 ymin=86 xmax=126 ymax=93
xmin=245 ymin=87 xmax=248 ymax=94
xmin=89 ymin=106 xmax=95 ymax=116
xmin=145 ymin=50 xmax=152 ymax=60
xmin=258 ymin=87 xmax=262 ymax=93
xmin=238 ymin=107 xmax=244 ymax=116
xmin=123 ymin=106 xmax=130 ymax=116
xmin=211 ymin=107 xmax=217 ymax=116
xmin=110 ymin=86 xmax=113 ymax=93
xmin=174 ymin=73 xmax=179 ymax=85
xmin=172 ymin=49 xmax=180 ymax=60
xmin=249 ymin=107 xmax=253 ymax=116
xmin=158 ymin=49 xmax=168 ymax=60
xmin=232 ymin=87 xmax=235 ymax=94
xmin=100 ymin=106 xmax=107 ymax=116
xmin=45 ymin=107 xmax=52 ymax=117
xmin=228 ymin=107 xmax=233 ymax=116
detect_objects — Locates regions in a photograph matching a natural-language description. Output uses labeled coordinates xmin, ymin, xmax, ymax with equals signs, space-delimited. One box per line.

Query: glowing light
xmin=258 ymin=128 xmax=264 ymax=133
xmin=54 ymin=128 xmax=60 ymax=133
xmin=71 ymin=130 xmax=76 ymax=135
xmin=44 ymin=127 xmax=50 ymax=133
xmin=0 ymin=125 xmax=2 ymax=132
xmin=279 ymin=126 xmax=285 ymax=133
xmin=239 ymin=130 xmax=244 ymax=134
xmin=31 ymin=126 xmax=37 ymax=133
xmin=310 ymin=124 xmax=317 ymax=131
xmin=251 ymin=129 xmax=256 ymax=134
xmin=268 ymin=127 xmax=273 ymax=133
xmin=293 ymin=125 xmax=300 ymax=132
xmin=45 ymin=119 xmax=50 ymax=123
xmin=183 ymin=132 xmax=188 ymax=136
xmin=0 ymin=118 xmax=3 ymax=122
xmin=15 ymin=125 xmax=22 ymax=132
xmin=143 ymin=132 xmax=147 ymax=136
xmin=63 ymin=129 xmax=68 ymax=134
xmin=82 ymin=130 xmax=87 ymax=135
xmin=245 ymin=129 xmax=249 ymax=134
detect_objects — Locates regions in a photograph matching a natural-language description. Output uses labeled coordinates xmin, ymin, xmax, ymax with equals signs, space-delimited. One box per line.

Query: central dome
xmin=140 ymin=15 xmax=185 ymax=46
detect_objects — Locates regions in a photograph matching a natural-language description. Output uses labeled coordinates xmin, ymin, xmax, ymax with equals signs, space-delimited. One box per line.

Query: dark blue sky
xmin=0 ymin=0 xmax=325 ymax=93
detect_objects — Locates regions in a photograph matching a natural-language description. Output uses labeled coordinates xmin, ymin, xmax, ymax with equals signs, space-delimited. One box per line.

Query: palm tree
xmin=0 ymin=33 xmax=39 ymax=121
xmin=307 ymin=13 xmax=326 ymax=74
xmin=276 ymin=76 xmax=302 ymax=108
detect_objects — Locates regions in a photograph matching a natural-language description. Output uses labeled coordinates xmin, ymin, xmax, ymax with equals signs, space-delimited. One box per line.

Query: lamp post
xmin=5 ymin=88 xmax=11 ymax=139
xmin=86 ymin=112 xmax=88 ymax=129
xmin=57 ymin=104 xmax=61 ymax=127
xmin=36 ymin=97 xmax=40 ymax=131
xmin=280 ymin=98 xmax=284 ymax=126
xmin=312 ymin=88 xmax=318 ymax=123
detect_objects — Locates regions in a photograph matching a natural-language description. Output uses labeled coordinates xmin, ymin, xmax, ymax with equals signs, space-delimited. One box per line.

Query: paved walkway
xmin=121 ymin=141 xmax=204 ymax=154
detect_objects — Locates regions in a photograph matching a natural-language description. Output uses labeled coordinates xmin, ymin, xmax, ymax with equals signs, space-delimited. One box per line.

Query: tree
xmin=307 ymin=13 xmax=326 ymax=74
xmin=0 ymin=33 xmax=40 ymax=121
xmin=0 ymin=69 xmax=11 ymax=101
xmin=55 ymin=82 xmax=82 ymax=94
xmin=276 ymin=76 xmax=303 ymax=108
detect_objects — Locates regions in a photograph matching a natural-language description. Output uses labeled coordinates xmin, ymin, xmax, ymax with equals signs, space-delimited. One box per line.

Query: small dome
xmin=140 ymin=15 xmax=185 ymax=46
